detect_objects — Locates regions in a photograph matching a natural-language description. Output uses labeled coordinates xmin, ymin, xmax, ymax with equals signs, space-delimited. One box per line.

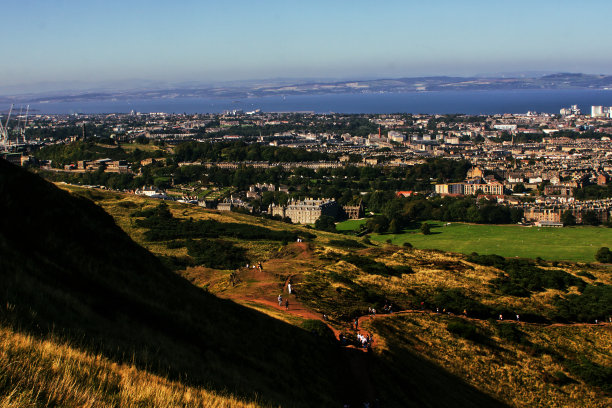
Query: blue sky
xmin=2 ymin=0 xmax=611 ymax=91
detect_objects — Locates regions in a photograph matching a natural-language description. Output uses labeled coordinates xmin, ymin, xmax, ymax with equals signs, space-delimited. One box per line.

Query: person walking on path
xmin=278 ymin=294 xmax=283 ymax=307
xmin=354 ymin=317 xmax=359 ymax=330
xmin=285 ymin=299 xmax=289 ymax=310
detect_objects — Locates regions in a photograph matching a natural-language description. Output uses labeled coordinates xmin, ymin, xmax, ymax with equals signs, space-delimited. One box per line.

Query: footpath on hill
xmin=229 ymin=243 xmax=610 ymax=351
xmin=214 ymin=242 xmax=610 ymax=407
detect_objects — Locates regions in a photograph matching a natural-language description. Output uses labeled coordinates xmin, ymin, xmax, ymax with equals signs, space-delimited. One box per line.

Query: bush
xmin=576 ymin=271 xmax=596 ymax=280
xmin=554 ymin=284 xmax=612 ymax=322
xmin=314 ymin=215 xmax=337 ymax=233
xmin=420 ymin=222 xmax=431 ymax=235
xmin=342 ymin=255 xmax=396 ymax=276
xmin=446 ymin=319 xmax=487 ymax=344
xmin=565 ymin=357 xmax=612 ymax=393
xmin=402 ymin=242 xmax=413 ymax=248
xmin=595 ymin=247 xmax=612 ymax=263
xmin=495 ymin=322 xmax=526 ymax=344
xmin=468 ymin=253 xmax=585 ymax=296
xmin=186 ymin=239 xmax=247 ymax=270
xmin=133 ymin=202 xmax=308 ymax=242
xmin=433 ymin=289 xmax=492 ymax=318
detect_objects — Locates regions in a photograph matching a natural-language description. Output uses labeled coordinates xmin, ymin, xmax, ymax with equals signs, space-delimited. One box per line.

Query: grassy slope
xmin=0 ymin=160 xmax=345 ymax=408
xmin=0 ymin=326 xmax=259 ymax=408
xmin=367 ymin=314 xmax=611 ymax=408
xmin=39 ymin=180 xmax=612 ymax=407
xmin=336 ymin=219 xmax=612 ymax=263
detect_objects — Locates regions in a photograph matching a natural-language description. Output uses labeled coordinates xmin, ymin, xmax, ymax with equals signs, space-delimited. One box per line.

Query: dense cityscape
xmin=2 ymin=104 xmax=611 ymax=228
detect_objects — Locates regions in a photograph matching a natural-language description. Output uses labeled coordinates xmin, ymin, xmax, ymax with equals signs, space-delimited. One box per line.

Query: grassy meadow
xmin=337 ymin=219 xmax=612 ymax=263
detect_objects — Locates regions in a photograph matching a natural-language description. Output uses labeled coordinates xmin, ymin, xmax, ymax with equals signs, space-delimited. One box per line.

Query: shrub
xmin=342 ymin=255 xmax=394 ymax=276
xmin=576 ymin=271 xmax=596 ymax=280
xmin=565 ymin=357 xmax=612 ymax=393
xmin=469 ymin=253 xmax=585 ymax=296
xmin=314 ymin=215 xmax=337 ymax=233
xmin=595 ymin=247 xmax=612 ymax=263
xmin=446 ymin=319 xmax=487 ymax=344
xmin=554 ymin=284 xmax=612 ymax=322
xmin=433 ymin=289 xmax=492 ymax=318
xmin=495 ymin=322 xmax=526 ymax=344
xmin=186 ymin=239 xmax=247 ymax=270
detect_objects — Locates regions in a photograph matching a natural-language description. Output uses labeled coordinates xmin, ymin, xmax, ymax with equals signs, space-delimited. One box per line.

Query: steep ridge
xmin=0 ymin=159 xmax=346 ymax=407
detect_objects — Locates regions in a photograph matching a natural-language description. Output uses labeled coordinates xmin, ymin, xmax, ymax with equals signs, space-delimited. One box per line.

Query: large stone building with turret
xmin=270 ymin=198 xmax=339 ymax=224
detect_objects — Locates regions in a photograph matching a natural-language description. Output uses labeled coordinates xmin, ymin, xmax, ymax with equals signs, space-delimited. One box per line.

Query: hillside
xmin=61 ymin=182 xmax=611 ymax=407
xmin=2 ymin=159 xmax=610 ymax=407
xmin=0 ymin=159 xmax=347 ymax=407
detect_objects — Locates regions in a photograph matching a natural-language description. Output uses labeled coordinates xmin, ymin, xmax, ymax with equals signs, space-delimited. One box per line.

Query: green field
xmin=335 ymin=218 xmax=366 ymax=231
xmin=337 ymin=219 xmax=612 ymax=262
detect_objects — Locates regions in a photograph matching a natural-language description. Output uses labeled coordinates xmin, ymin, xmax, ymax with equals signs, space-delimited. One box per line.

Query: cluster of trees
xmin=361 ymin=195 xmax=524 ymax=234
xmin=562 ymin=209 xmax=608 ymax=226
xmin=174 ymin=141 xmax=334 ymax=163
xmin=466 ymin=254 xmax=585 ymax=297
xmin=38 ymin=148 xmax=474 ymax=202
xmin=573 ymin=184 xmax=612 ymax=200
xmin=26 ymin=123 xmax=114 ymax=141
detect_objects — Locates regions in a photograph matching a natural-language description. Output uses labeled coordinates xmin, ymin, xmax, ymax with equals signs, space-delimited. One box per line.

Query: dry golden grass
xmin=365 ymin=313 xmax=611 ymax=408
xmin=0 ymin=325 xmax=264 ymax=408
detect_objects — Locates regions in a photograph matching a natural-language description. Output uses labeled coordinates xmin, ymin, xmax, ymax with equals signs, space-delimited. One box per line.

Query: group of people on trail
xmin=356 ymin=332 xmax=373 ymax=349
xmin=277 ymin=294 xmax=290 ymax=310
xmin=245 ymin=262 xmax=263 ymax=271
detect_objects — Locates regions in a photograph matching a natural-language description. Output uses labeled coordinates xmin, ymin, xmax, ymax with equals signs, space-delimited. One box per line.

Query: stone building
xmin=270 ymin=198 xmax=339 ymax=224
xmin=343 ymin=201 xmax=364 ymax=219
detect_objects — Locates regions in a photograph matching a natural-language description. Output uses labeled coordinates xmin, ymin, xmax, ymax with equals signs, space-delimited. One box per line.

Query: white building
xmin=592 ymin=106 xmax=604 ymax=118
xmin=493 ymin=124 xmax=518 ymax=132
xmin=387 ymin=131 xmax=406 ymax=143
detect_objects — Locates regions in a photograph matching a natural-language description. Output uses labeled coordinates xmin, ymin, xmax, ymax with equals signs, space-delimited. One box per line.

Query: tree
xmin=314 ymin=215 xmax=336 ymax=233
xmin=388 ymin=218 xmax=402 ymax=234
xmin=365 ymin=215 xmax=389 ymax=233
xmin=513 ymin=183 xmax=526 ymax=193
xmin=420 ymin=222 xmax=432 ymax=235
xmin=561 ymin=210 xmax=576 ymax=226
xmin=595 ymin=247 xmax=612 ymax=263
xmin=582 ymin=210 xmax=600 ymax=226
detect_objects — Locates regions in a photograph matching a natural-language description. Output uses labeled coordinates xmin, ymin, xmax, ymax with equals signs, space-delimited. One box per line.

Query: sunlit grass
xmin=367 ymin=313 xmax=611 ymax=408
xmin=367 ymin=221 xmax=612 ymax=263
xmin=0 ymin=326 xmax=264 ymax=408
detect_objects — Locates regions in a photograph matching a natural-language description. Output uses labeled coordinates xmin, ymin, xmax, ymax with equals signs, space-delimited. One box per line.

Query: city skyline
xmin=2 ymin=0 xmax=612 ymax=93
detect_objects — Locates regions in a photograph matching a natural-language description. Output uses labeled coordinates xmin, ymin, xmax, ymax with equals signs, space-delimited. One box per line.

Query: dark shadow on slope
xmin=0 ymin=159 xmax=347 ymax=408
xmin=368 ymin=319 xmax=511 ymax=408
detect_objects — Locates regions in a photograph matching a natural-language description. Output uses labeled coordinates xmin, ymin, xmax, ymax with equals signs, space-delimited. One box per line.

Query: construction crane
xmin=0 ymin=104 xmax=14 ymax=151
xmin=0 ymin=104 xmax=29 ymax=150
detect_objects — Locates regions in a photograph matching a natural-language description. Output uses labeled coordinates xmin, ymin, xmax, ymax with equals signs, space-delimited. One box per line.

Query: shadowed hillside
xmin=9 ymin=159 xmax=597 ymax=407
xmin=0 ymin=159 xmax=346 ymax=407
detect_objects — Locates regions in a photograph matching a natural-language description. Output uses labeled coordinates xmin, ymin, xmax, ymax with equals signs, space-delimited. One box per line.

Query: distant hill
xmin=0 ymin=158 xmax=345 ymax=407
xmin=2 ymin=72 xmax=611 ymax=103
